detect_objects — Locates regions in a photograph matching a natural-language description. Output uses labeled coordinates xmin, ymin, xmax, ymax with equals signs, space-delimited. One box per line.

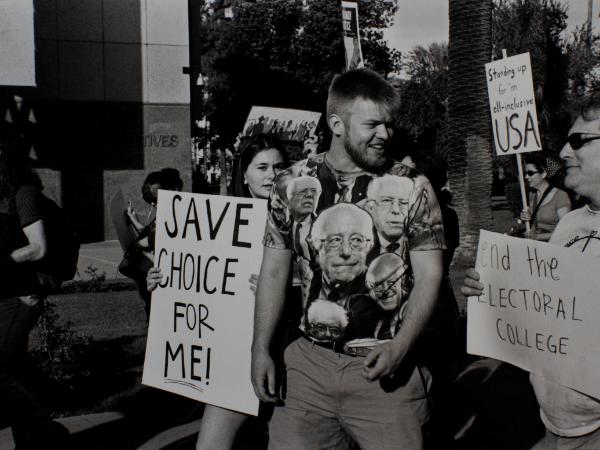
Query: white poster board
xmin=341 ymin=1 xmax=364 ymax=70
xmin=143 ymin=190 xmax=266 ymax=416
xmin=0 ymin=0 xmax=36 ymax=86
xmin=485 ymin=52 xmax=541 ymax=155
xmin=467 ymin=230 xmax=600 ymax=399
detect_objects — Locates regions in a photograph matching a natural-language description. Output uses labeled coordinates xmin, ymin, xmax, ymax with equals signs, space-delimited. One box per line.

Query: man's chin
xmin=357 ymin=156 xmax=390 ymax=172
xmin=329 ymin=272 xmax=360 ymax=285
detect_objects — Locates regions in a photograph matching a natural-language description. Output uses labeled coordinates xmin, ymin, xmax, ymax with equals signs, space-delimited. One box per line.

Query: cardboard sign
xmin=485 ymin=52 xmax=541 ymax=155
xmin=467 ymin=230 xmax=600 ymax=398
xmin=109 ymin=189 xmax=138 ymax=252
xmin=238 ymin=106 xmax=322 ymax=161
xmin=341 ymin=1 xmax=364 ymax=70
xmin=142 ymin=191 xmax=266 ymax=416
xmin=0 ymin=0 xmax=35 ymax=86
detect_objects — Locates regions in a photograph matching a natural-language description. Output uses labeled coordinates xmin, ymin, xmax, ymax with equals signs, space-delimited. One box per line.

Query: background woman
xmin=147 ymin=133 xmax=289 ymax=450
xmin=124 ymin=168 xmax=183 ymax=318
xmin=521 ymin=154 xmax=571 ymax=241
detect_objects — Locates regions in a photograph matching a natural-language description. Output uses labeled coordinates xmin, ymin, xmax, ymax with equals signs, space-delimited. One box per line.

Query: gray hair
xmin=309 ymin=203 xmax=373 ymax=246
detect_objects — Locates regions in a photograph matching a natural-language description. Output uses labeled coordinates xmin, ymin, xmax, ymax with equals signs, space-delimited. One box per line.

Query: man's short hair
xmin=581 ymin=91 xmax=600 ymax=124
xmin=306 ymin=299 xmax=349 ymax=328
xmin=366 ymin=174 xmax=414 ymax=200
xmin=286 ymin=176 xmax=322 ymax=201
xmin=366 ymin=253 xmax=404 ymax=287
xmin=309 ymin=203 xmax=374 ymax=245
xmin=326 ymin=68 xmax=400 ymax=120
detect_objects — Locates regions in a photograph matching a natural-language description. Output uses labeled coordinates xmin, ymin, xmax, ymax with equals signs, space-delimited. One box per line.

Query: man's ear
xmin=328 ymin=114 xmax=345 ymax=138
xmin=308 ymin=236 xmax=322 ymax=252
xmin=364 ymin=199 xmax=375 ymax=213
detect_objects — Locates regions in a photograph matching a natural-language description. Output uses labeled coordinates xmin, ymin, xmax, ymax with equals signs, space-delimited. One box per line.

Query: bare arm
xmin=251 ymin=246 xmax=292 ymax=402
xmin=126 ymin=204 xmax=145 ymax=234
xmin=10 ymin=219 xmax=47 ymax=263
xmin=362 ymin=249 xmax=443 ymax=381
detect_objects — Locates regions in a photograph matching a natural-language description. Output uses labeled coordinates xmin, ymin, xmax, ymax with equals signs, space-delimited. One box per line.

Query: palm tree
xmin=447 ymin=0 xmax=494 ymax=263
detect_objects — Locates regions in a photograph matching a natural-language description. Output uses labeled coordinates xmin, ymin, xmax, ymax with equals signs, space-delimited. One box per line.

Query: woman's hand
xmin=126 ymin=202 xmax=144 ymax=232
xmin=147 ymin=266 xmax=164 ymax=292
xmin=519 ymin=208 xmax=532 ymax=223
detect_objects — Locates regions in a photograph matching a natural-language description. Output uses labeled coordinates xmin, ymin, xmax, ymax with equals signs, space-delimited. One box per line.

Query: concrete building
xmin=3 ymin=0 xmax=192 ymax=243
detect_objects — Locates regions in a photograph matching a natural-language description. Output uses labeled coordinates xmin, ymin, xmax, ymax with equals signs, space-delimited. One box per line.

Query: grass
xmin=28 ymin=290 xmax=148 ymax=417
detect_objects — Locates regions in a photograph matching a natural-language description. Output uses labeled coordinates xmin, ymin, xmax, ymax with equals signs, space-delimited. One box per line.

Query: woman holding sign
xmin=520 ymin=154 xmax=571 ymax=241
xmin=147 ymin=133 xmax=289 ymax=450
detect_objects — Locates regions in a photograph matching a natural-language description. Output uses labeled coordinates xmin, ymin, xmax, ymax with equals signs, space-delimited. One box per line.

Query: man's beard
xmin=344 ymin=135 xmax=391 ymax=173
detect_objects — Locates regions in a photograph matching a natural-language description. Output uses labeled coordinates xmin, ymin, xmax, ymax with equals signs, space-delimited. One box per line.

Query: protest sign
xmin=341 ymin=1 xmax=364 ymax=70
xmin=109 ymin=189 xmax=138 ymax=252
xmin=0 ymin=0 xmax=35 ymax=86
xmin=467 ymin=230 xmax=600 ymax=399
xmin=238 ymin=106 xmax=322 ymax=161
xmin=142 ymin=190 xmax=266 ymax=416
xmin=485 ymin=52 xmax=541 ymax=156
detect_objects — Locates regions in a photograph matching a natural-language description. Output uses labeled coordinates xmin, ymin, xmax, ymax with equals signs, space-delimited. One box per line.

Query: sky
xmin=383 ymin=0 xmax=599 ymax=57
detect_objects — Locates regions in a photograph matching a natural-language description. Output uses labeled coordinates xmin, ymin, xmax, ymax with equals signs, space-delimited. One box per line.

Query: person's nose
xmin=375 ymin=123 xmax=390 ymax=141
xmin=265 ymin=165 xmax=276 ymax=181
xmin=390 ymin=199 xmax=401 ymax=214
xmin=559 ymin=142 xmax=573 ymax=161
xmin=339 ymin=239 xmax=352 ymax=257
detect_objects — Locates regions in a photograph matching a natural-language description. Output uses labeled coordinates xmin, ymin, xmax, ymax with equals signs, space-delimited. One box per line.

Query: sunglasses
xmin=525 ymin=170 xmax=539 ymax=176
xmin=567 ymin=133 xmax=600 ymax=150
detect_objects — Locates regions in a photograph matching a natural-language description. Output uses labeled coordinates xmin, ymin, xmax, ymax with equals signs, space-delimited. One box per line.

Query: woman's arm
xmin=10 ymin=219 xmax=47 ymax=263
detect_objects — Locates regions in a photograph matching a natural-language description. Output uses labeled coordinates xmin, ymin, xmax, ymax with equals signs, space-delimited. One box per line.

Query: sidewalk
xmin=75 ymin=240 xmax=127 ymax=281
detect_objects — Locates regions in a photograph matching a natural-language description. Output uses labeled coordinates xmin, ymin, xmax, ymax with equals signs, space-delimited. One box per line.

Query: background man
xmin=287 ymin=176 xmax=321 ymax=262
xmin=462 ymin=92 xmax=600 ymax=450
xmin=251 ymin=68 xmax=445 ymax=449
xmin=307 ymin=203 xmax=373 ymax=303
xmin=365 ymin=174 xmax=414 ymax=257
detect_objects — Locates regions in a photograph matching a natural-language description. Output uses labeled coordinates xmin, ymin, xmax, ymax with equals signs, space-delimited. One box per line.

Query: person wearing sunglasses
xmin=462 ymin=92 xmax=600 ymax=449
xmin=520 ymin=154 xmax=571 ymax=241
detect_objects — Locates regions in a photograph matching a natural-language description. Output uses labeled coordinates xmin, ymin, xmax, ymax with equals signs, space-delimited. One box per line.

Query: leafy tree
xmin=196 ymin=0 xmax=400 ymax=148
xmin=564 ymin=23 xmax=600 ymax=113
xmin=396 ymin=43 xmax=448 ymax=155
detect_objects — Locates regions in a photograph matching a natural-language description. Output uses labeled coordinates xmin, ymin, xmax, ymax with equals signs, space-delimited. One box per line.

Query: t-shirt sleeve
xmin=15 ymin=185 xmax=43 ymax=228
xmin=555 ymin=189 xmax=571 ymax=211
xmin=262 ymin=186 xmax=292 ymax=250
xmin=406 ymin=175 xmax=446 ymax=251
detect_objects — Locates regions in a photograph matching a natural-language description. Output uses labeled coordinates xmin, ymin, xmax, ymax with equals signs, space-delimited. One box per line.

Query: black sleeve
xmin=15 ymin=185 xmax=43 ymax=228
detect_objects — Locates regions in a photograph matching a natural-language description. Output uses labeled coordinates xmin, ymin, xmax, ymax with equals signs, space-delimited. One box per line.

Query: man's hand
xmin=249 ymin=273 xmax=258 ymax=294
xmin=361 ymin=341 xmax=402 ymax=381
xmin=251 ymin=347 xmax=279 ymax=403
xmin=146 ymin=266 xmax=164 ymax=292
xmin=460 ymin=268 xmax=484 ymax=297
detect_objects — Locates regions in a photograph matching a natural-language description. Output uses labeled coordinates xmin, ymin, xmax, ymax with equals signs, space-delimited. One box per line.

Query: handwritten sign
xmin=485 ymin=52 xmax=541 ymax=155
xmin=341 ymin=1 xmax=364 ymax=70
xmin=467 ymin=230 xmax=600 ymax=398
xmin=142 ymin=191 xmax=266 ymax=416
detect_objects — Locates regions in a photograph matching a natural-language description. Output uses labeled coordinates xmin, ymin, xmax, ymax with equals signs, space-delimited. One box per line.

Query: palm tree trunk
xmin=447 ymin=0 xmax=494 ymax=264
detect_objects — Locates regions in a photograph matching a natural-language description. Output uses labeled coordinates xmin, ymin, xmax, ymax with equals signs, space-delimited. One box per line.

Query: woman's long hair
xmin=230 ymin=134 xmax=289 ymax=198
xmin=0 ymin=123 xmax=35 ymax=199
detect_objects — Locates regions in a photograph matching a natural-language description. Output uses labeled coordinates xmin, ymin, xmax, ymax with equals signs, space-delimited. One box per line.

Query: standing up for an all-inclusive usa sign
xmin=486 ymin=52 xmax=542 ymax=156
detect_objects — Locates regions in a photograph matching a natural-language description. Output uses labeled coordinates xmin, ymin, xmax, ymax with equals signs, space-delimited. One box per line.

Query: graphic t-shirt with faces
xmin=263 ymin=153 xmax=446 ymax=348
